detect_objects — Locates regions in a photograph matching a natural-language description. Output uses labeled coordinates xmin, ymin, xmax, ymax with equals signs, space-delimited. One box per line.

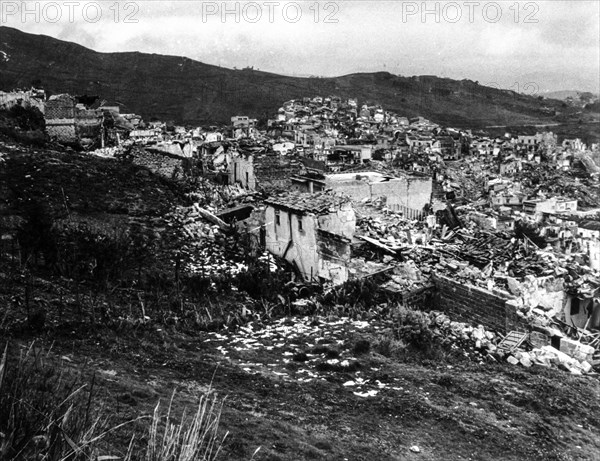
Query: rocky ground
xmin=2 ymin=302 xmax=599 ymax=461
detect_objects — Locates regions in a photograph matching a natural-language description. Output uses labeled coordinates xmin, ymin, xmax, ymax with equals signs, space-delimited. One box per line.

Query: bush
xmin=8 ymin=105 xmax=45 ymax=131
xmin=0 ymin=126 xmax=47 ymax=146
xmin=391 ymin=306 xmax=435 ymax=352
xmin=317 ymin=278 xmax=393 ymax=317
xmin=234 ymin=260 xmax=291 ymax=303
xmin=371 ymin=333 xmax=407 ymax=358
xmin=369 ymin=306 xmax=448 ymax=361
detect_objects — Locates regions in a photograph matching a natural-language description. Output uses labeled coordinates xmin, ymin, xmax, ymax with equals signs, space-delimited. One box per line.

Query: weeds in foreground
xmin=0 ymin=343 xmax=229 ymax=461
xmin=0 ymin=342 xmax=110 ymax=460
xmin=126 ymin=392 xmax=227 ymax=461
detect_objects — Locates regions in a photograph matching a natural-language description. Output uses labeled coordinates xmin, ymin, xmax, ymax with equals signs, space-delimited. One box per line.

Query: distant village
xmin=2 ymin=87 xmax=600 ymax=373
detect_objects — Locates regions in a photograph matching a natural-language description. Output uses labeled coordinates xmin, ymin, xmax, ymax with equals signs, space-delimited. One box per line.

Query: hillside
xmin=0 ymin=26 xmax=576 ymax=127
xmin=1 ymin=111 xmax=600 ymax=460
xmin=1 ymin=138 xmax=599 ymax=461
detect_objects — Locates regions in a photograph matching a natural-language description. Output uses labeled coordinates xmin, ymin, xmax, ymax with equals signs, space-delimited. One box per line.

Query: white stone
xmin=472 ymin=327 xmax=485 ymax=341
xmin=580 ymin=361 xmax=593 ymax=373
xmin=519 ymin=356 xmax=532 ymax=367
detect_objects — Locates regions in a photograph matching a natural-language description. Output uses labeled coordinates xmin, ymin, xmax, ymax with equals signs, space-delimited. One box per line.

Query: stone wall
xmin=432 ymin=274 xmax=527 ymax=333
xmin=326 ymin=173 xmax=432 ymax=219
xmin=46 ymin=123 xmax=77 ymax=144
xmin=133 ymin=149 xmax=183 ymax=179
xmin=255 ymin=155 xmax=302 ymax=189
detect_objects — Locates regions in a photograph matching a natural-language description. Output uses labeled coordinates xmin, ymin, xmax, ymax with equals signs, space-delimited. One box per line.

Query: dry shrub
xmin=126 ymin=392 xmax=227 ymax=461
xmin=0 ymin=344 xmax=229 ymax=461
xmin=0 ymin=342 xmax=111 ymax=460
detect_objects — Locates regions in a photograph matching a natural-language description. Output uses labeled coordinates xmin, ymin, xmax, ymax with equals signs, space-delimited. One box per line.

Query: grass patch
xmin=0 ymin=343 xmax=228 ymax=461
xmin=0 ymin=342 xmax=110 ymax=460
xmin=128 ymin=392 xmax=227 ymax=461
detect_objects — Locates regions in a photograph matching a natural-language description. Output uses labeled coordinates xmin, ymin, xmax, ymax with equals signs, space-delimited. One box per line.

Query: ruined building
xmin=44 ymin=94 xmax=103 ymax=146
xmin=292 ymin=171 xmax=433 ymax=220
xmin=264 ymin=192 xmax=356 ymax=284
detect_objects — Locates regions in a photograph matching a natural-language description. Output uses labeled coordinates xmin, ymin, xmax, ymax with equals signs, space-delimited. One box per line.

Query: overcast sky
xmin=3 ymin=0 xmax=599 ymax=93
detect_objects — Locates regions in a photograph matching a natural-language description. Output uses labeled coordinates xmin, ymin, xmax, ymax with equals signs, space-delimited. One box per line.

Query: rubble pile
xmin=516 ymin=164 xmax=600 ymax=208
xmin=163 ymin=204 xmax=247 ymax=278
xmin=353 ymin=202 xmax=599 ymax=367
xmin=509 ymin=346 xmax=593 ymax=375
xmin=444 ymin=164 xmax=487 ymax=201
xmin=88 ymin=146 xmax=122 ymax=158
xmin=457 ymin=232 xmax=517 ymax=267
xmin=416 ymin=310 xmax=597 ymax=374
xmin=185 ymin=245 xmax=248 ymax=278
xmin=185 ymin=180 xmax=261 ymax=209
xmin=131 ymin=148 xmax=182 ymax=178
xmin=427 ymin=312 xmax=500 ymax=361
xmin=356 ymin=206 xmax=423 ymax=237
xmin=383 ymin=260 xmax=428 ymax=292
xmin=165 ymin=203 xmax=227 ymax=242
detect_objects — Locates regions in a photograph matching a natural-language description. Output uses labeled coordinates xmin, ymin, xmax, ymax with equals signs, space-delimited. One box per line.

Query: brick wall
xmin=432 ymin=274 xmax=527 ymax=333
xmin=255 ymin=155 xmax=302 ymax=188
xmin=75 ymin=108 xmax=103 ymax=141
xmin=45 ymin=95 xmax=75 ymax=119
xmin=45 ymin=96 xmax=103 ymax=144
xmin=46 ymin=124 xmax=77 ymax=143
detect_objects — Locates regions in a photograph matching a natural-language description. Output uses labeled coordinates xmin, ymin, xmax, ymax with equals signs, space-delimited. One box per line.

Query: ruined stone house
xmin=292 ymin=171 xmax=433 ymax=220
xmin=229 ymin=153 xmax=302 ymax=190
xmin=44 ymin=94 xmax=103 ymax=145
xmin=263 ymin=192 xmax=355 ymax=284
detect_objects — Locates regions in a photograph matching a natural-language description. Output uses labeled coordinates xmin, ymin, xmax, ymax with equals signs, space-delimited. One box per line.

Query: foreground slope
xmin=1 ymin=137 xmax=599 ymax=460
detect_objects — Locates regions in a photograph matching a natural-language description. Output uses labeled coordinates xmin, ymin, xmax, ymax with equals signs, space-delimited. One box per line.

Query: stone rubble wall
xmin=432 ymin=274 xmax=528 ymax=334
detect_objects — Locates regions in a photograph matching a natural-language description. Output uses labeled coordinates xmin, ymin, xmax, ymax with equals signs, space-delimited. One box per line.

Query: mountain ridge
xmin=0 ymin=26 xmax=576 ymax=127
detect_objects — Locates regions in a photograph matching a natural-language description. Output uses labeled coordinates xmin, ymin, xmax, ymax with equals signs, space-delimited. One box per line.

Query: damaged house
xmin=229 ymin=152 xmax=302 ymax=190
xmin=44 ymin=94 xmax=104 ymax=147
xmin=264 ymin=192 xmax=355 ymax=284
xmin=291 ymin=170 xmax=433 ymax=220
xmin=576 ymin=220 xmax=600 ymax=271
xmin=325 ymin=145 xmax=373 ymax=168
